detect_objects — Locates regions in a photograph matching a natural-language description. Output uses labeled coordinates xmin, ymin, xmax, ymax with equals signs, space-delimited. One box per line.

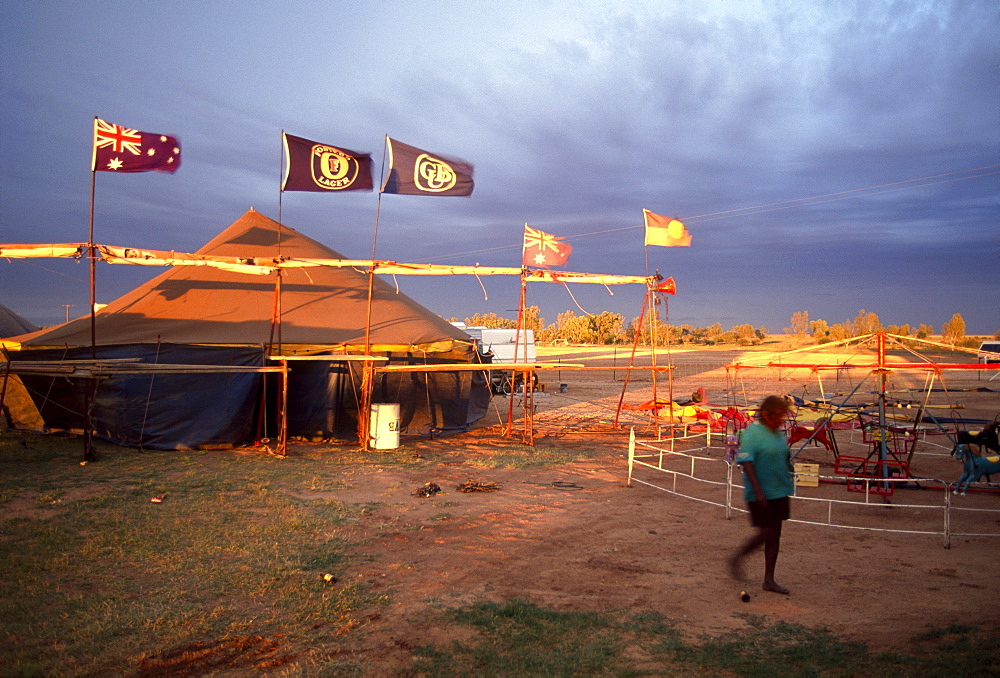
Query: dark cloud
xmin=1 ymin=1 xmax=997 ymax=333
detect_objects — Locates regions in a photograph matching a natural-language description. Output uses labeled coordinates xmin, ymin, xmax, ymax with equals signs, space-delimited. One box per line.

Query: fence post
xmin=725 ymin=460 xmax=733 ymax=520
xmin=627 ymin=427 xmax=635 ymax=487
xmin=944 ymin=485 xmax=952 ymax=549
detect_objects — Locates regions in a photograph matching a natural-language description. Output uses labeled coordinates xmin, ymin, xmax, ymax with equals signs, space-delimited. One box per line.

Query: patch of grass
xmin=464 ymin=444 xmax=589 ymax=468
xmin=0 ymin=432 xmax=382 ymax=675
xmin=905 ymin=623 xmax=999 ymax=675
xmin=407 ymin=600 xmax=1000 ymax=677
xmin=410 ymin=599 xmax=625 ymax=676
xmin=33 ymin=490 xmax=64 ymax=506
xmin=678 ymin=613 xmax=892 ymax=676
xmin=300 ymin=445 xmax=430 ymax=467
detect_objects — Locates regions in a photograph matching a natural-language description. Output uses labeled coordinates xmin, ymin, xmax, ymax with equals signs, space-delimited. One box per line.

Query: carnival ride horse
xmin=788 ymin=417 xmax=834 ymax=451
xmin=954 ymin=421 xmax=1000 ymax=457
xmin=952 ymin=444 xmax=1000 ymax=495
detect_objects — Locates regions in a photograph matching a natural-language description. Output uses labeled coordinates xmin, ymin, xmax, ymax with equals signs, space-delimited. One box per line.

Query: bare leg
xmin=762 ymin=522 xmax=789 ymax=594
xmin=729 ymin=529 xmax=766 ymax=581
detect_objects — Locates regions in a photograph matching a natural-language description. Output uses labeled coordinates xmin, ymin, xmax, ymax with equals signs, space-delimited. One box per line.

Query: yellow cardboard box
xmin=794 ymin=463 xmax=820 ymax=488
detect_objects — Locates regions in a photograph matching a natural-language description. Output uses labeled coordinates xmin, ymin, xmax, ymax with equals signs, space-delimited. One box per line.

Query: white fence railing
xmin=626 ymin=430 xmax=1000 ymax=549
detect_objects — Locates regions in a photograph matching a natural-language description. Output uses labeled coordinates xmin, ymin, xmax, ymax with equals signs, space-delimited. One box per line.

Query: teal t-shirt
xmin=736 ymin=421 xmax=794 ymax=502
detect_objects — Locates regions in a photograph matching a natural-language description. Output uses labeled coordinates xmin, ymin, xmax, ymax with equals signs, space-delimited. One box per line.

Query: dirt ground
xmin=319 ymin=344 xmax=1000 ymax=671
xmin=5 ymin=341 xmax=998 ymax=672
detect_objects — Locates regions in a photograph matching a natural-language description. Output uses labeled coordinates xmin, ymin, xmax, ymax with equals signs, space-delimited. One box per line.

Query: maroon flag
xmin=92 ymin=118 xmax=180 ymax=173
xmin=522 ymin=225 xmax=572 ymax=268
xmin=381 ymin=137 xmax=474 ymax=196
xmin=643 ymin=209 xmax=691 ymax=247
xmin=282 ymin=132 xmax=372 ymax=192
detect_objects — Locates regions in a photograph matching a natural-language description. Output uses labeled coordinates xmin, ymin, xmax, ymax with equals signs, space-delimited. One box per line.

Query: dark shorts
xmin=747 ymin=495 xmax=790 ymax=528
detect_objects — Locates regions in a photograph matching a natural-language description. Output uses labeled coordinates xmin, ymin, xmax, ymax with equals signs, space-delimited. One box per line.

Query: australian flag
xmin=92 ymin=118 xmax=181 ymax=173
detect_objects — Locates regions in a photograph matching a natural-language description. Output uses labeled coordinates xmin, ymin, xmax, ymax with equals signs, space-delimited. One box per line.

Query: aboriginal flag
xmin=282 ymin=133 xmax=373 ymax=192
xmin=92 ymin=118 xmax=180 ymax=173
xmin=643 ymin=209 xmax=691 ymax=247
xmin=381 ymin=137 xmax=474 ymax=196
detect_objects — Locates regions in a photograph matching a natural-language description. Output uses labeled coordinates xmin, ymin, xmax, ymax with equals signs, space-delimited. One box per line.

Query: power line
xmin=416 ymin=164 xmax=1000 ymax=263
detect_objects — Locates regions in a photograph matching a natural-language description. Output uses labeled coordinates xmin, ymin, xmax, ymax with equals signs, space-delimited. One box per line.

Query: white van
xmin=453 ymin=324 xmax=537 ymax=393
xmin=978 ymin=341 xmax=1000 ymax=364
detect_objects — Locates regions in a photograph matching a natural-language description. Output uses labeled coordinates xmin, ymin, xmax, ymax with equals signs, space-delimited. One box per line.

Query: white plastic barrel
xmin=369 ymin=403 xmax=400 ymax=449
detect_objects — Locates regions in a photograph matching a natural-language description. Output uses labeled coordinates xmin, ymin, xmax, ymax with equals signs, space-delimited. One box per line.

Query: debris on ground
xmin=412 ymin=482 xmax=442 ymax=497
xmin=456 ymin=479 xmax=501 ymax=493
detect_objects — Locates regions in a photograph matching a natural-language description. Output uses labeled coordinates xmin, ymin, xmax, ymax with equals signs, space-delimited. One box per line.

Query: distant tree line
xmin=450 ymin=307 xmax=998 ymax=347
xmin=453 ymin=307 xmax=767 ymax=346
xmin=784 ymin=310 xmax=998 ymax=348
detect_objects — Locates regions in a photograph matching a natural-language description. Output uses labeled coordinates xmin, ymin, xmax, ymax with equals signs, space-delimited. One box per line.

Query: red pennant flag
xmin=657 ymin=276 xmax=677 ymax=295
xmin=644 ymin=209 xmax=691 ymax=247
xmin=281 ymin=132 xmax=372 ymax=192
xmin=522 ymin=224 xmax=572 ymax=268
xmin=92 ymin=118 xmax=180 ymax=173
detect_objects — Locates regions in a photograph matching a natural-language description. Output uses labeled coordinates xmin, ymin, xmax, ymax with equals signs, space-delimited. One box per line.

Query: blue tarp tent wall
xmin=5 ymin=210 xmax=488 ymax=450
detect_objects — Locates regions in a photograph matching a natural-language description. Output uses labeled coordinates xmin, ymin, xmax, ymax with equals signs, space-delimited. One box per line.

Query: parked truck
xmin=454 ymin=324 xmax=537 ymax=394
xmin=978 ymin=341 xmax=1000 ymax=364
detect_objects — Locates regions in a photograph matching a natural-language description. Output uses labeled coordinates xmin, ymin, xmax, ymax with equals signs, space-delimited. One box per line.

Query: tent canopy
xmin=0 ymin=303 xmax=37 ymax=339
xmin=11 ymin=209 xmax=470 ymax=354
xmin=4 ymin=210 xmax=487 ymax=449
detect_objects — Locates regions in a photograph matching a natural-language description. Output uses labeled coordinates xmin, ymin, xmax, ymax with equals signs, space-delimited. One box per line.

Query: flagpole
xmin=276 ymin=133 xmax=284 ymax=352
xmin=663 ymin=288 xmax=674 ymax=444
xmin=506 ymin=226 xmax=527 ymax=438
xmin=88 ymin=169 xmax=97 ymax=356
xmin=274 ymin=131 xmax=287 ymax=454
xmin=649 ymin=286 xmax=658 ymax=414
xmin=278 ymin=130 xmax=284 ymax=228
xmin=83 ymin=154 xmax=98 ymax=462
xmin=358 ymin=137 xmax=389 ymax=450
xmin=507 ymin=270 xmax=527 ymax=438
xmin=614 ymin=290 xmax=648 ymax=429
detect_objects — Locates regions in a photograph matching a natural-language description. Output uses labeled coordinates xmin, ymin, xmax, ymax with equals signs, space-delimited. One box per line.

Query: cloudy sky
xmin=2 ymin=0 xmax=998 ymax=334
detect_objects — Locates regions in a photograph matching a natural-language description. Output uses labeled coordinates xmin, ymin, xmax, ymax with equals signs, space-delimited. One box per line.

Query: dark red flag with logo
xmin=381 ymin=137 xmax=474 ymax=196
xmin=282 ymin=133 xmax=373 ymax=192
xmin=92 ymin=118 xmax=180 ymax=173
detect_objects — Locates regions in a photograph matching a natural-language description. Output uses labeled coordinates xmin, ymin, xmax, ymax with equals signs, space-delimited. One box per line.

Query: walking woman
xmin=728 ymin=395 xmax=794 ymax=595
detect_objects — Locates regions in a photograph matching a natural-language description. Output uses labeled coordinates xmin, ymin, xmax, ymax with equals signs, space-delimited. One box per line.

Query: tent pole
xmin=506 ymin=272 xmax=527 ymax=438
xmin=276 ymin=272 xmax=282 ymax=353
xmin=0 ymin=349 xmax=13 ymax=427
xmin=615 ymin=290 xmax=648 ymax=428
xmin=278 ymin=357 xmax=288 ymax=456
xmin=265 ymin=273 xmax=282 ymax=445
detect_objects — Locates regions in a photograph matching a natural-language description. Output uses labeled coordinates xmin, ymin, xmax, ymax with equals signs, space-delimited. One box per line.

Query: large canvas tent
xmin=4 ymin=209 xmax=488 ymax=449
xmin=0 ymin=303 xmax=37 ymax=338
